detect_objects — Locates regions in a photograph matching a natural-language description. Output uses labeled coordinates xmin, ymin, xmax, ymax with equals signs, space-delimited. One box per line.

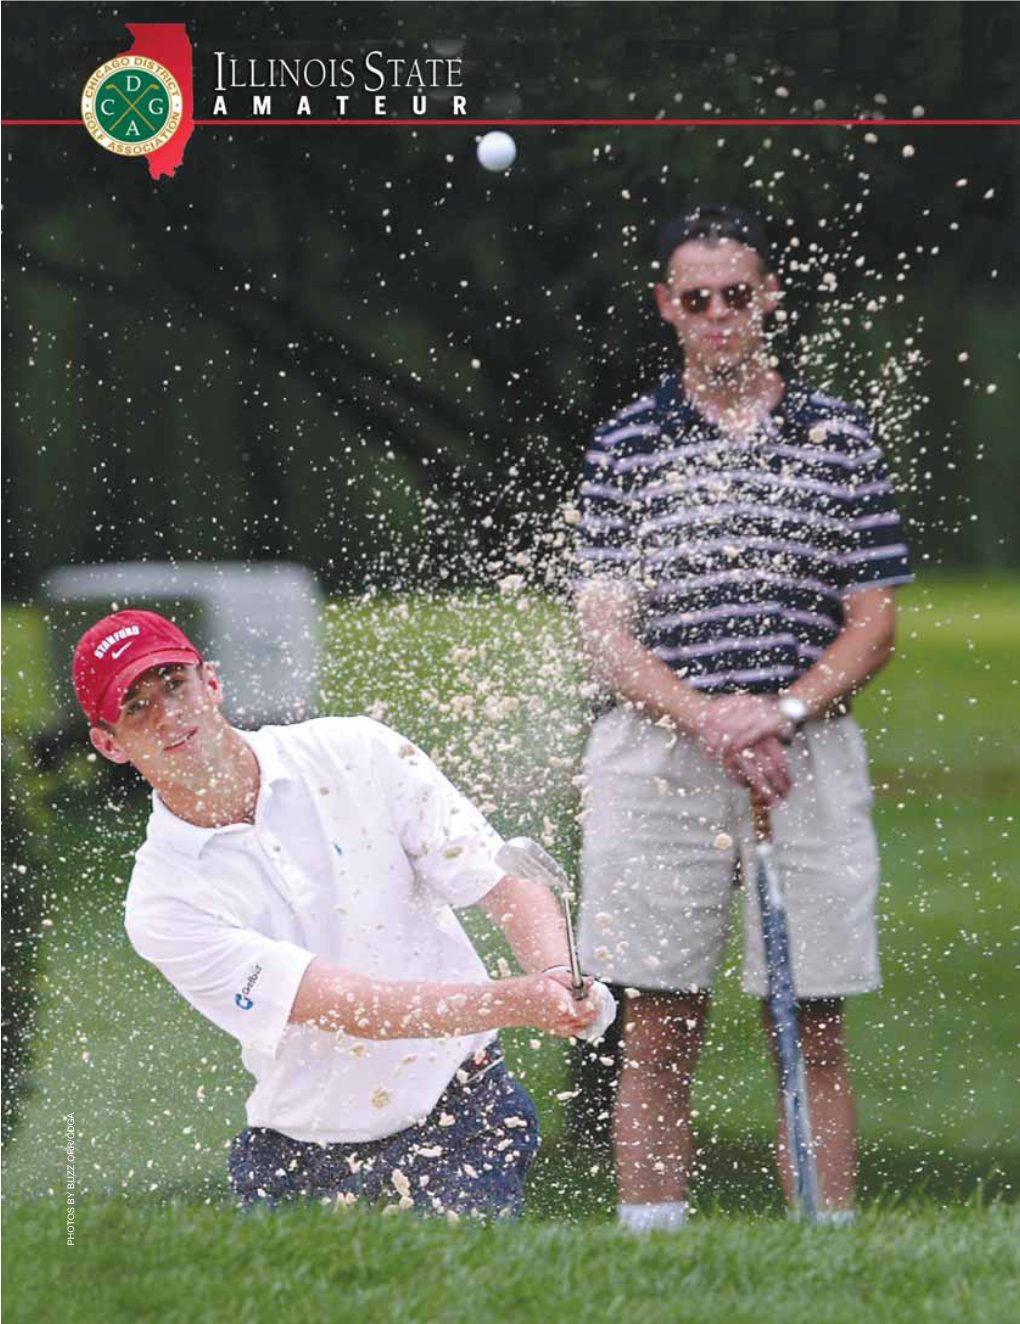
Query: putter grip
xmin=752 ymin=793 xmax=773 ymax=843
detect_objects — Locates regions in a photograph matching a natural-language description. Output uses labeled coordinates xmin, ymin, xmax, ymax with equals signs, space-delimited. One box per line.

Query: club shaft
xmin=496 ymin=838 xmax=587 ymax=1000
xmin=560 ymin=893 xmax=586 ymax=999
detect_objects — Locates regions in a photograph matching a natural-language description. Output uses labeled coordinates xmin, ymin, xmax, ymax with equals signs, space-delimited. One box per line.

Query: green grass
xmin=853 ymin=574 xmax=1020 ymax=786
xmin=2 ymin=574 xmax=1018 ymax=1320
xmin=3 ymin=1199 xmax=1018 ymax=1324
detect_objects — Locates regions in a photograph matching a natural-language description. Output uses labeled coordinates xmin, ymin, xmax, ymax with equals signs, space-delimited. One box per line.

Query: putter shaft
xmin=753 ymin=799 xmax=820 ymax=1221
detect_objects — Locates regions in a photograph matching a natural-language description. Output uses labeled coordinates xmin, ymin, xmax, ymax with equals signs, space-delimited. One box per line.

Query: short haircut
xmin=658 ymin=204 xmax=772 ymax=275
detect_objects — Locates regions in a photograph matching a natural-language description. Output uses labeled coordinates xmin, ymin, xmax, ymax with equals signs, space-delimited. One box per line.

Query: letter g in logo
xmin=235 ymin=993 xmax=254 ymax=1010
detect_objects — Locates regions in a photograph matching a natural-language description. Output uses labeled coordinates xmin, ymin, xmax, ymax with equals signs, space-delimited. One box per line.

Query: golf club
xmin=496 ymin=837 xmax=586 ymax=1000
xmin=752 ymin=797 xmax=821 ymax=1222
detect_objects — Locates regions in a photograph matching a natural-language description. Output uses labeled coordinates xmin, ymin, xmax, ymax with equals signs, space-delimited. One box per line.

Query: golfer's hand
xmin=574 ymin=980 xmax=618 ymax=1043
xmin=538 ymin=970 xmax=616 ymax=1041
xmin=523 ymin=973 xmax=601 ymax=1038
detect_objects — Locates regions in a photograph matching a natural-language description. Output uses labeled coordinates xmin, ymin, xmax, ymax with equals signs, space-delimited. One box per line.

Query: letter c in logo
xmin=235 ymin=993 xmax=254 ymax=1010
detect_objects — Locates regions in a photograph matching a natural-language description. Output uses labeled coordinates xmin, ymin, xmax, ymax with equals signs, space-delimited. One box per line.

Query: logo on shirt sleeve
xmin=234 ymin=963 xmax=262 ymax=1011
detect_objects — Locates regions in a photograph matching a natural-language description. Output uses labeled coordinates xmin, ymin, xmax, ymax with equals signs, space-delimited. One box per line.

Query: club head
xmin=496 ymin=836 xmax=572 ymax=896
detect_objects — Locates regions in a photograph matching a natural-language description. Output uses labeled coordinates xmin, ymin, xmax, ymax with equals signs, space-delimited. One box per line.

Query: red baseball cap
xmin=73 ymin=610 xmax=203 ymax=727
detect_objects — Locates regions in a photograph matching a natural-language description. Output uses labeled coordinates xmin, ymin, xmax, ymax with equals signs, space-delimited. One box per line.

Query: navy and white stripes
xmin=573 ymin=375 xmax=913 ymax=696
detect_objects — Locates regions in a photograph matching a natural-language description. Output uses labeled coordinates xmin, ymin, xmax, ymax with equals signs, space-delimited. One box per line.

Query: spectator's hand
xmin=723 ymin=735 xmax=791 ymax=807
xmin=694 ymin=695 xmax=746 ymax=761
xmin=700 ymin=694 xmax=794 ymax=755
xmin=693 ymin=698 xmax=793 ymax=806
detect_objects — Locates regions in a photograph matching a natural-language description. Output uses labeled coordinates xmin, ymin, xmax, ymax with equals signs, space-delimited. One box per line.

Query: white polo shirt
xmin=124 ymin=717 xmax=506 ymax=1144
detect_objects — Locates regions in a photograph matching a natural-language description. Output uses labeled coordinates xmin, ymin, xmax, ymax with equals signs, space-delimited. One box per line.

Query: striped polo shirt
xmin=573 ymin=374 xmax=913 ymax=696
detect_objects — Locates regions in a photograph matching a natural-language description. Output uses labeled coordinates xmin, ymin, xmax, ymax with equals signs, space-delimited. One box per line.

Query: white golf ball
xmin=477 ymin=131 xmax=517 ymax=172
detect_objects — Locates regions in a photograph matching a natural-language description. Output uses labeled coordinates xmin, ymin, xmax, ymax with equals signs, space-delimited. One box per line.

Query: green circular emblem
xmin=82 ymin=57 xmax=182 ymax=156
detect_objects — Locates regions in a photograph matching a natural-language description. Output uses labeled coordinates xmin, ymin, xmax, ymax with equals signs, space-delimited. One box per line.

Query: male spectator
xmin=572 ymin=204 xmax=912 ymax=1230
xmin=74 ymin=610 xmax=614 ymax=1218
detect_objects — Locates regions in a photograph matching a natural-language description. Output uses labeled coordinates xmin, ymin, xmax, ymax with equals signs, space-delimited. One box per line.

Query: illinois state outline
xmin=120 ymin=23 xmax=194 ymax=180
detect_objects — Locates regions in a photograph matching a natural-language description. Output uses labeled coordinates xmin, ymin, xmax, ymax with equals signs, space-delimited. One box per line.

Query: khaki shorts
xmin=576 ymin=708 xmax=882 ymax=999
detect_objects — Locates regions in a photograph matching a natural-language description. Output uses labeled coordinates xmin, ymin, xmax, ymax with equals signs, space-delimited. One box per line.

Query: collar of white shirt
xmin=148 ymin=728 xmax=289 ymax=859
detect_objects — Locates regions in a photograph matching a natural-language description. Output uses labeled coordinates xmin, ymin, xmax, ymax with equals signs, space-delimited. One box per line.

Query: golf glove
xmin=576 ymin=980 xmax=618 ymax=1043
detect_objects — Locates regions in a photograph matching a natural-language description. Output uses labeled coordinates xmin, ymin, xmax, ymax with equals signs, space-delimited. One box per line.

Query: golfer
xmin=74 ymin=609 xmax=614 ymax=1219
xmin=572 ymin=204 xmax=912 ymax=1228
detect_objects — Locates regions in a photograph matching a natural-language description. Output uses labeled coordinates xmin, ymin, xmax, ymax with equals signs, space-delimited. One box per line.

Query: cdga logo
xmin=81 ymin=56 xmax=182 ymax=157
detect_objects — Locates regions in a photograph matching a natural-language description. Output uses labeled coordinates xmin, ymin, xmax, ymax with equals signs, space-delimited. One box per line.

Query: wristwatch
xmin=777 ymin=693 xmax=809 ymax=736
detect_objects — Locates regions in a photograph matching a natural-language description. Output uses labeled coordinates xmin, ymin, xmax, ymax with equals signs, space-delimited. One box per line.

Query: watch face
xmin=779 ymin=696 xmax=809 ymax=724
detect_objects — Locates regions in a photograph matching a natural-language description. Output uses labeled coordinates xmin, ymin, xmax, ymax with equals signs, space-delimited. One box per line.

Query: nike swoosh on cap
xmin=110 ymin=642 xmax=135 ymax=659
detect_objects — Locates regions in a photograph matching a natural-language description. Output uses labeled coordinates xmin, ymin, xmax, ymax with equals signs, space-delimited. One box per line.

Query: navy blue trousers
xmin=228 ymin=1045 xmax=539 ymax=1220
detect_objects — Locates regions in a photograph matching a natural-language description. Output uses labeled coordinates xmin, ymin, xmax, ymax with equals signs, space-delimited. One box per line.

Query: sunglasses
xmin=671 ymin=282 xmax=757 ymax=315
